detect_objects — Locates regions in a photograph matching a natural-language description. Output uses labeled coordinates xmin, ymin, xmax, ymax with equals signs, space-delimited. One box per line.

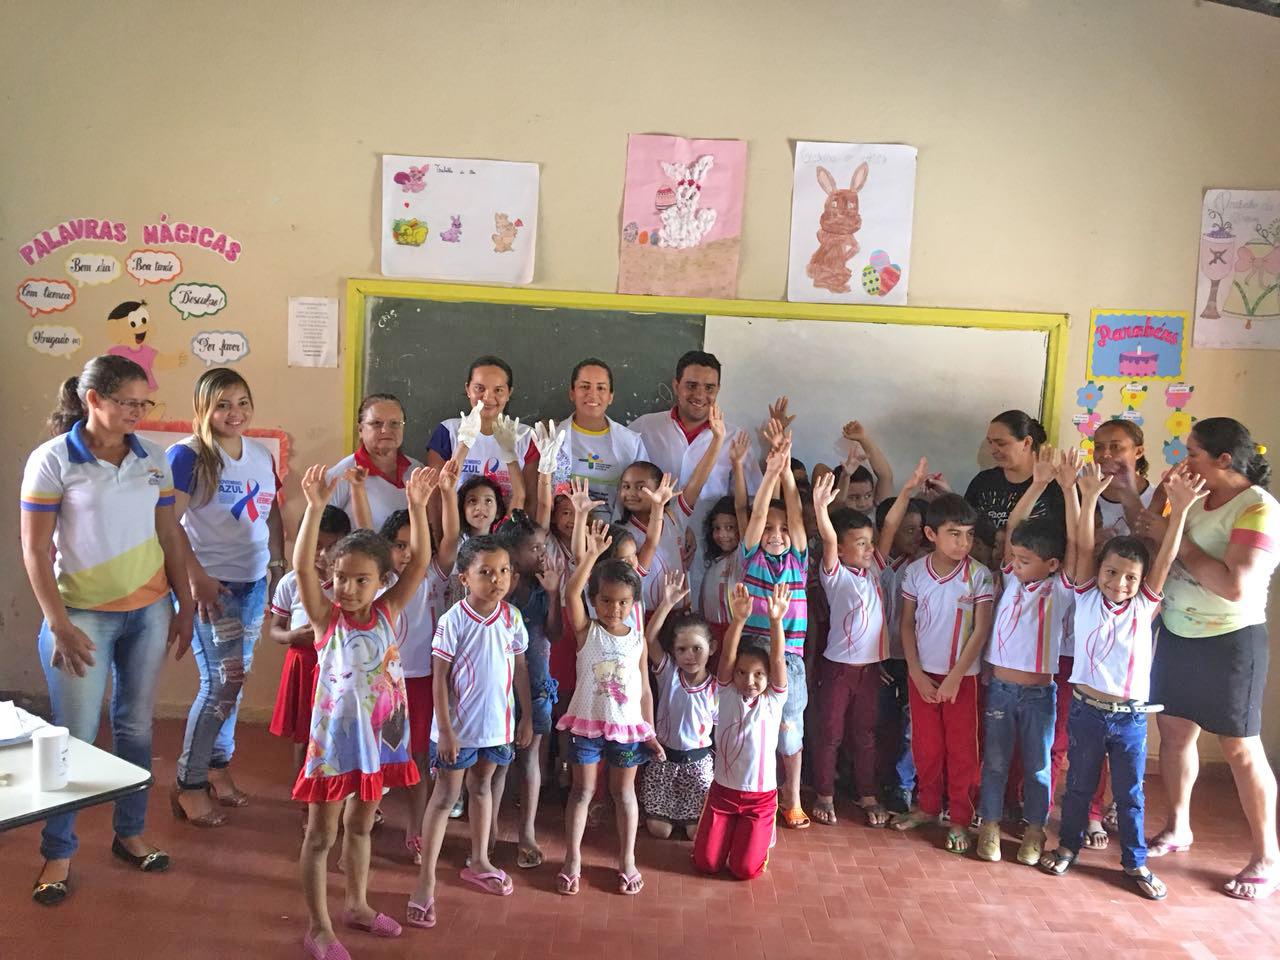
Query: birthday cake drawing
xmin=1118 ymin=345 xmax=1158 ymax=377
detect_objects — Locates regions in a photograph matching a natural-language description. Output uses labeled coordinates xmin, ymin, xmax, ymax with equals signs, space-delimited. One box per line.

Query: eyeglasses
xmin=362 ymin=419 xmax=405 ymax=432
xmin=106 ymin=396 xmax=157 ymax=414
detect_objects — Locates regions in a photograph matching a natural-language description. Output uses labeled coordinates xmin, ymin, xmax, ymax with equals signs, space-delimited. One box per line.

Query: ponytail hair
xmin=1191 ymin=417 xmax=1271 ymax=489
xmin=190 ymin=368 xmax=253 ymax=506
xmin=47 ymin=355 xmax=149 ymax=436
xmin=991 ymin=410 xmax=1047 ymax=452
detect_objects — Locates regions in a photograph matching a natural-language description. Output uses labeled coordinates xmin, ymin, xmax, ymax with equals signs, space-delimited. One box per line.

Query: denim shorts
xmin=515 ymin=676 xmax=559 ymax=736
xmin=430 ymin=742 xmax=515 ymax=771
xmin=569 ymin=735 xmax=649 ymax=768
xmin=778 ymin=653 xmax=808 ymax=756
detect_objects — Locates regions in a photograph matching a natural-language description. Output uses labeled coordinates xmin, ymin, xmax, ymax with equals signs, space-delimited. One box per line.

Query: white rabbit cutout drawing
xmin=657 ymin=155 xmax=717 ymax=248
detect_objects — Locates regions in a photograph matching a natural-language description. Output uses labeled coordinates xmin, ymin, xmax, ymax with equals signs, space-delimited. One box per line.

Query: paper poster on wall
xmin=287 ymin=296 xmax=338 ymax=368
xmin=18 ymin=216 xmax=128 ymax=266
xmin=169 ymin=282 xmax=226 ymax=320
xmin=616 ymin=134 xmax=747 ymax=298
xmin=16 ymin=278 xmax=75 ymax=317
xmin=380 ymin=154 xmax=539 ymax=284
xmin=191 ymin=330 xmax=249 ymax=366
xmin=104 ymin=300 xmax=189 ymax=421
xmin=125 ymin=249 xmax=182 ymax=285
xmin=1087 ymin=310 xmax=1186 ymax=380
xmin=786 ymin=142 xmax=917 ymax=305
xmin=1194 ymin=189 xmax=1280 ymax=349
xmin=65 ymin=253 xmax=120 ymax=286
xmin=27 ymin=325 xmax=83 ymax=358
xmin=139 ymin=423 xmax=291 ymax=480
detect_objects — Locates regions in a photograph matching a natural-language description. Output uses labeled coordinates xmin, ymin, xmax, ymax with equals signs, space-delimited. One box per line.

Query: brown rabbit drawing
xmin=806 ymin=162 xmax=869 ymax=293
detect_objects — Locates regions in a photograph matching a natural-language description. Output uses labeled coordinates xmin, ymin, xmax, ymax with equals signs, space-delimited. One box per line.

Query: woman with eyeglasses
xmin=327 ymin=393 xmax=424 ymax=530
xmin=20 ymin=355 xmax=195 ymax=906
xmin=166 ymin=368 xmax=285 ymax=827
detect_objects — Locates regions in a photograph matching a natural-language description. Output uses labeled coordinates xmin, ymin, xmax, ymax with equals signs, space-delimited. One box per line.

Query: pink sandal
xmin=406 ymin=897 xmax=437 ymax=929
xmin=341 ymin=910 xmax=402 ymax=938
xmin=460 ymin=866 xmax=513 ymax=896
xmin=302 ymin=931 xmax=352 ymax=960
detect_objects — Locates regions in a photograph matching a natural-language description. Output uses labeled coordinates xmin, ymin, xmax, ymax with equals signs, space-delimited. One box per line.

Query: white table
xmin=0 ymin=737 xmax=152 ymax=832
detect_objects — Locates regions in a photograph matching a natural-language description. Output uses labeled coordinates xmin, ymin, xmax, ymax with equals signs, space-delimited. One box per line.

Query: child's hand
xmin=641 ymin=472 xmax=677 ymax=509
xmin=1077 ymin=462 xmax=1112 ymax=499
xmin=568 ymin=477 xmax=595 ymax=515
xmin=436 ymin=727 xmax=460 ymax=765
xmin=768 ymin=396 xmax=796 ymax=432
xmin=766 ymin=582 xmax=791 ymax=622
xmin=583 ymin=520 xmax=612 ymax=560
xmin=456 ymin=401 xmax=484 ymax=447
xmin=516 ymin=716 xmax=533 ymax=749
xmin=301 ymin=464 xmax=336 ymax=508
xmin=661 ymin=571 xmax=690 ymax=609
xmin=764 ymin=440 xmax=791 ymax=477
xmin=406 ymin=466 xmax=441 ymax=508
xmin=909 ymin=667 xmax=938 ymax=703
xmin=1165 ymin=469 xmax=1208 ymax=514
xmin=761 ymin=417 xmax=789 ymax=453
xmin=905 ymin=457 xmax=929 ymax=493
xmin=707 ymin=403 xmax=726 ymax=440
xmin=812 ymin=471 xmax=837 ymax=512
xmin=532 ymin=420 xmax=567 ymax=474
xmin=536 ymin=565 xmax=561 ymax=595
xmin=728 ymin=430 xmax=751 ymax=465
xmin=1055 ymin=446 xmax=1081 ymax=489
xmin=936 ymin=672 xmax=962 ymax=704
xmin=728 ymin=582 xmax=752 ymax=623
xmin=492 ymin=413 xmax=522 ymax=462
xmin=643 ymin=737 xmax=667 ymax=762
xmin=344 ymin=465 xmax=369 ymax=489
xmin=1031 ymin=446 xmax=1056 ymax=485
xmin=438 ymin=457 xmax=460 ymax=491
xmin=842 ymin=420 xmax=869 ymax=444
xmin=923 ymin=473 xmax=950 ymax=500
xmin=843 ymin=443 xmax=868 ymax=473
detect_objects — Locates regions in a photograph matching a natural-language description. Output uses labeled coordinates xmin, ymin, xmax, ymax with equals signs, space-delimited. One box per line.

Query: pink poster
xmin=617 ymin=134 xmax=747 ymax=298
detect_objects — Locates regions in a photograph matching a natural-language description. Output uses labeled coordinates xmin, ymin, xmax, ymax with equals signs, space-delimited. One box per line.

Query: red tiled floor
xmin=2 ymin=719 xmax=1279 ymax=958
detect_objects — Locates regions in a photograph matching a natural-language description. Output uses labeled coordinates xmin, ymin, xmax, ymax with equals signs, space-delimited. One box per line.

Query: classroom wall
xmin=2 ymin=1 xmax=1278 ymax=758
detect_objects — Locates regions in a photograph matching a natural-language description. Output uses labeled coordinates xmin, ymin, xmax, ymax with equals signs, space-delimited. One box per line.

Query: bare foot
xmin=1224 ymin=857 xmax=1280 ymax=900
xmin=1147 ymin=829 xmax=1194 ymax=857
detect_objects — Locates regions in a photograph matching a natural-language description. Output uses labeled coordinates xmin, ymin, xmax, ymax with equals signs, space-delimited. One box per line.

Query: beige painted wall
xmin=2 ymin=1 xmax=1278 ymax=758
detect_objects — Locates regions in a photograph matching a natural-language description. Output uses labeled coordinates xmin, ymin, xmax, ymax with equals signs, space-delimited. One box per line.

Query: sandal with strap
xmin=1126 ymin=866 xmax=1167 ymax=901
xmin=890 ymin=809 xmax=936 ymax=832
xmin=302 ymin=931 xmax=352 ymax=960
xmin=1083 ymin=822 xmax=1110 ymax=850
xmin=618 ymin=871 xmax=644 ymax=895
xmin=406 ymin=897 xmax=437 ymax=928
xmin=556 ymin=872 xmax=580 ymax=896
xmin=169 ymin=785 xmax=227 ymax=828
xmin=1039 ymin=847 xmax=1077 ymax=876
xmin=779 ymin=806 xmax=811 ymax=830
xmin=811 ymin=799 xmax=837 ymax=826
xmin=1224 ymin=873 xmax=1280 ymax=901
xmin=860 ymin=801 xmax=891 ymax=828
xmin=342 ymin=910 xmax=402 ymax=937
xmin=944 ymin=826 xmax=972 ymax=855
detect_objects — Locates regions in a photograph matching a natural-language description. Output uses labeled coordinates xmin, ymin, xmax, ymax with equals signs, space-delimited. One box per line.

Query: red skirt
xmin=405 ymin=675 xmax=434 ymax=757
xmin=269 ymin=645 xmax=318 ymax=743
xmin=292 ymin=760 xmax=420 ymax=804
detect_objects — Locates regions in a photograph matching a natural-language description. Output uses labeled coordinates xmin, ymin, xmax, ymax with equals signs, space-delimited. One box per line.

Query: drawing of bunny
xmin=657 ymin=155 xmax=717 ymax=249
xmin=806 ymin=162 xmax=869 ymax=293
xmin=440 ymin=214 xmax=462 ymax=243
xmin=492 ymin=213 xmax=518 ymax=252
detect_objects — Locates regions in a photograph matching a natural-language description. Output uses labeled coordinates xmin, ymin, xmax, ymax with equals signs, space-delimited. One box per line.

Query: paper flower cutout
xmin=1166 ymin=411 xmax=1195 ymax=436
xmin=1163 ymin=437 xmax=1188 ymax=465
xmin=1076 ymin=382 xmax=1104 ymax=410
xmin=1165 ymin=383 xmax=1194 ymax=409
xmin=1075 ymin=412 xmax=1103 ymax=437
xmin=1119 ymin=384 xmax=1148 ymax=409
xmin=1078 ymin=437 xmax=1095 ymax=461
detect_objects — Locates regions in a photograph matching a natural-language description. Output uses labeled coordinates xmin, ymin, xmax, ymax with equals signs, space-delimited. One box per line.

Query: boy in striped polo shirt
xmin=740 ymin=433 xmax=810 ymax=828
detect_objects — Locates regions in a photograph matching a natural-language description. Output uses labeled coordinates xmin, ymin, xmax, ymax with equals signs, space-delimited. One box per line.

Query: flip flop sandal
xmin=944 ymin=827 xmax=972 ymax=855
xmin=1224 ymin=874 xmax=1280 ymax=901
xmin=1083 ymin=826 xmax=1110 ymax=850
xmin=1146 ymin=836 xmax=1193 ymax=857
xmin=406 ymin=897 xmax=437 ymax=929
xmin=891 ymin=809 xmax=935 ymax=832
xmin=861 ymin=803 xmax=890 ymax=828
xmin=1039 ymin=848 xmax=1077 ymax=876
xmin=556 ymin=872 xmax=580 ymax=896
xmin=618 ymin=871 xmax=644 ymax=895
xmin=779 ymin=807 xmax=811 ymax=829
xmin=1126 ymin=867 xmax=1167 ymax=901
xmin=342 ymin=910 xmax=403 ymax=937
xmin=517 ymin=846 xmax=543 ymax=869
xmin=461 ymin=866 xmax=513 ymax=896
xmin=811 ymin=801 xmax=837 ymax=826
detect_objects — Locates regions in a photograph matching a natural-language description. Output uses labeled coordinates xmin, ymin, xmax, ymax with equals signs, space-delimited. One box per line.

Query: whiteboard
xmin=705 ymin=314 xmax=1049 ymax=491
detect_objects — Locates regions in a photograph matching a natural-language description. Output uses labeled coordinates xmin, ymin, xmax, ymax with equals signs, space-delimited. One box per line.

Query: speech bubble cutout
xmin=16 ymin=278 xmax=76 ymax=317
xmin=125 ymin=249 xmax=182 ymax=285
xmin=169 ymin=282 xmax=227 ymax=320
xmin=191 ymin=330 xmax=250 ymax=366
xmin=27 ymin=324 xmax=84 ymax=358
xmin=64 ymin=252 xmax=121 ymax=286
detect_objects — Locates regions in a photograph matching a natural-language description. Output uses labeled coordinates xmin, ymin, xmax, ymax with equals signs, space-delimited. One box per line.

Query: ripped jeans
xmin=176 ymin=577 xmax=267 ymax=789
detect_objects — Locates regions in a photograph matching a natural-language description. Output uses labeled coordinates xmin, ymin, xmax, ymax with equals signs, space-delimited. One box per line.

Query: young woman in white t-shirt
xmin=1092 ymin=420 xmax=1156 ymax=538
xmin=168 ymin=369 xmax=285 ymax=826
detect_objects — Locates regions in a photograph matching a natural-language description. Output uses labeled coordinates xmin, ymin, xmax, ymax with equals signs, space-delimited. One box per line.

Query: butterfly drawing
xmin=393 ymin=165 xmax=428 ymax=193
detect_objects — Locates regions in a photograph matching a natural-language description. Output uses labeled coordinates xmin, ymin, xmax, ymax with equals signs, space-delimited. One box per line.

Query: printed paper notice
xmin=288 ymin=297 xmax=338 ymax=367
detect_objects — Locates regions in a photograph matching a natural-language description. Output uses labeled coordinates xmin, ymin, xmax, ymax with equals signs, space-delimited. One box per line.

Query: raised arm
xmin=1074 ymin=462 xmax=1111 ymax=584
xmin=844 ymin=420 xmax=895 ymax=503
xmin=766 ymin=582 xmax=791 ymax=690
xmin=728 ymin=429 xmax=752 ymax=535
xmin=344 ymin=465 xmax=373 ymax=531
xmin=1148 ymin=470 xmax=1208 ymax=595
xmin=637 ymin=472 xmax=676 ymax=572
xmin=382 ymin=466 xmax=439 ymax=616
xmin=644 ymin=571 xmax=689 ymax=667
xmin=681 ymin=403 xmax=726 ymax=506
xmin=877 ymin=457 xmax=928 ymax=558
xmin=717 ymin=582 xmax=752 ymax=686
xmin=529 ymin=417 xmax=565 ymax=530
xmin=1004 ymin=446 xmax=1057 ymax=565
xmin=436 ymin=459 xmax=461 ymax=572
xmin=292 ymin=464 xmax=338 ymax=634
xmin=566 ymin=521 xmax=611 ymax=644
xmin=1054 ymin=447 xmax=1082 ymax=578
xmin=742 ymin=441 xmax=786 ymax=552
xmin=812 ymin=472 xmax=840 ymax=573
xmin=568 ymin=476 xmax=594 ymax=562
xmin=777 ymin=435 xmax=807 ymax=554
xmin=492 ymin=413 xmax=526 ymax=512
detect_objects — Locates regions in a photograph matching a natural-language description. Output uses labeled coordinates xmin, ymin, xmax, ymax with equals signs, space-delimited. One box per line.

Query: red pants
xmin=909 ymin=673 xmax=980 ymax=825
xmin=692 ymin=781 xmax=776 ymax=881
xmin=815 ymin=658 xmax=880 ymax=798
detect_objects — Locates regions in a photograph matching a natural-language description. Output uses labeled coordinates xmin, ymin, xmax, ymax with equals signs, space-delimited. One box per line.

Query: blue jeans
xmin=37 ymin=595 xmax=172 ymax=859
xmin=177 ymin=578 xmax=267 ymax=788
xmin=977 ymin=678 xmax=1057 ymax=826
xmin=1059 ymin=697 xmax=1149 ymax=869
xmin=877 ymin=659 xmax=915 ymax=799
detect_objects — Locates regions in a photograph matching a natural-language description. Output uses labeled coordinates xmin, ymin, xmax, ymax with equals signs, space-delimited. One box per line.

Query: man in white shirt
xmin=629 ymin=351 xmax=763 ymax=593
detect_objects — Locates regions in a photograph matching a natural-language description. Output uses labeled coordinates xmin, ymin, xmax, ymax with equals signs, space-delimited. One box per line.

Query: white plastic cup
xmin=32 ymin=726 xmax=69 ymax=791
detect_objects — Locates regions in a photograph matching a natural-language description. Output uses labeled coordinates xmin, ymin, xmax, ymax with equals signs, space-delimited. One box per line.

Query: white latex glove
xmin=456 ymin=401 xmax=484 ymax=448
xmin=492 ymin=413 xmax=522 ymax=463
xmin=532 ymin=420 xmax=567 ymax=475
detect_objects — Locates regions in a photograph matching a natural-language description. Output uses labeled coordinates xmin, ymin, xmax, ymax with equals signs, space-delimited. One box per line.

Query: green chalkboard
xmin=362 ymin=294 xmax=705 ymax=458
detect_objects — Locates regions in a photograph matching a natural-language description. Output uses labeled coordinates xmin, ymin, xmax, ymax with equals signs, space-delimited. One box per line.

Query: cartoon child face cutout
xmin=107 ymin=302 xmax=151 ymax=350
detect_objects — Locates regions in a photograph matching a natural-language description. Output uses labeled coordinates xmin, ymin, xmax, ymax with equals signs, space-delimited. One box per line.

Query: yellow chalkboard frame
xmin=345 ymin=278 xmax=1069 ymax=450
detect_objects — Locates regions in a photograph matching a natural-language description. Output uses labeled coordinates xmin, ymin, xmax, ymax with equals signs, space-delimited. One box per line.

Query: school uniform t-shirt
xmin=880 ymin=555 xmax=911 ymax=659
xmin=653 ymin=654 xmax=718 ymax=751
xmin=431 ymin=599 xmax=529 ymax=748
xmin=630 ymin=495 xmax=695 ymax=610
xmin=820 ymin=553 xmax=888 ymax=666
xmin=698 ymin=550 xmax=746 ymax=625
xmin=552 ymin=416 xmax=648 ymax=518
xmin=714 ymin=683 xmax=786 ymax=793
xmin=168 ymin=436 xmax=277 ymax=583
xmin=964 ymin=468 xmax=1066 ymax=532
xmin=988 ymin=567 xmax=1075 ymax=673
xmin=393 ymin=561 xmax=451 ymax=678
xmin=326 ymin=449 xmax=423 ymax=531
xmin=900 ymin=555 xmax=995 ymax=676
xmin=427 ymin=418 xmax=536 ymax=502
xmin=1068 ymin=581 xmax=1161 ymax=701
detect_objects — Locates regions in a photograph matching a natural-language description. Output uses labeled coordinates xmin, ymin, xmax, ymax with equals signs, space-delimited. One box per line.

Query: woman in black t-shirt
xmin=964 ymin=410 xmax=1066 ymax=534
